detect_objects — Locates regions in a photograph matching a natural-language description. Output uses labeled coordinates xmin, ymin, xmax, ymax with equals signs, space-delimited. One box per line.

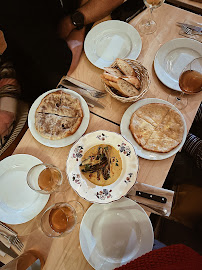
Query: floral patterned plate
xmin=66 ymin=130 xmax=139 ymax=204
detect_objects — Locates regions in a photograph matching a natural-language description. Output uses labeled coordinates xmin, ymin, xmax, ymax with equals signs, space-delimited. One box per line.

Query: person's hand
xmin=58 ymin=15 xmax=75 ymax=40
xmin=66 ymin=27 xmax=86 ymax=75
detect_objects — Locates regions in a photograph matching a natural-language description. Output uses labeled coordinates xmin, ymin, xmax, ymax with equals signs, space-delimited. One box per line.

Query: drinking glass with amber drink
xmin=27 ymin=164 xmax=63 ymax=194
xmin=40 ymin=201 xmax=84 ymax=237
xmin=167 ymin=57 xmax=202 ymax=110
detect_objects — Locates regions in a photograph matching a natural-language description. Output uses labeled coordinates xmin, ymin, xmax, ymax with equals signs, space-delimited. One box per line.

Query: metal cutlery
xmin=58 ymin=84 xmax=105 ymax=109
xmin=177 ymin=22 xmax=202 ymax=35
xmin=0 ymin=231 xmax=23 ymax=251
xmin=0 ymin=241 xmax=18 ymax=258
xmin=126 ymin=195 xmax=168 ymax=216
xmin=64 ymin=76 xmax=107 ymax=98
xmin=181 ymin=25 xmax=202 ymax=36
xmin=0 ymin=221 xmax=17 ymax=235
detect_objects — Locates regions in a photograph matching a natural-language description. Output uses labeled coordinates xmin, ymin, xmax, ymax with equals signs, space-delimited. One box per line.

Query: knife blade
xmin=177 ymin=22 xmax=202 ymax=33
xmin=64 ymin=75 xmax=103 ymax=93
xmin=0 ymin=241 xmax=18 ymax=258
xmin=0 ymin=221 xmax=17 ymax=236
xmin=58 ymin=84 xmax=105 ymax=109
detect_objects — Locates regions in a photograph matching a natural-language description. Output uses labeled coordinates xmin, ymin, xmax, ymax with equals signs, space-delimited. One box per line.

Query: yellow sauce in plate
xmin=80 ymin=144 xmax=122 ymax=186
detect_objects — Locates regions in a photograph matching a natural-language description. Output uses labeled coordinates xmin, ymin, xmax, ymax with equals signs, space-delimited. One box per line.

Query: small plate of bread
xmin=28 ymin=89 xmax=90 ymax=148
xmin=101 ymin=58 xmax=150 ymax=102
xmin=120 ymin=98 xmax=187 ymax=160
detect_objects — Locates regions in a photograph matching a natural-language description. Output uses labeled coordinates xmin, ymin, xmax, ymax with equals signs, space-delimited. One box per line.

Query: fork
xmin=181 ymin=25 xmax=202 ymax=36
xmin=0 ymin=231 xmax=24 ymax=251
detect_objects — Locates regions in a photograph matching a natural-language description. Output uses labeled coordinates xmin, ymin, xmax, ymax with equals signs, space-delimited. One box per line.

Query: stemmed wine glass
xmin=138 ymin=0 xmax=165 ymax=35
xmin=167 ymin=57 xmax=202 ymax=110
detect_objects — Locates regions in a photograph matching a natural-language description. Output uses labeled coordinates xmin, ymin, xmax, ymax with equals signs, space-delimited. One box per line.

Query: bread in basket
xmin=101 ymin=58 xmax=150 ymax=103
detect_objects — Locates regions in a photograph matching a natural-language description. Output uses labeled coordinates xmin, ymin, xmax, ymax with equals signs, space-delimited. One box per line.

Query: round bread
xmin=35 ymin=90 xmax=83 ymax=140
xmin=129 ymin=103 xmax=184 ymax=153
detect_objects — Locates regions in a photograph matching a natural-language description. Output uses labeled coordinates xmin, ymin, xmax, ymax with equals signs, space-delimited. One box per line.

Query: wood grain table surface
xmin=1 ymin=3 xmax=202 ymax=269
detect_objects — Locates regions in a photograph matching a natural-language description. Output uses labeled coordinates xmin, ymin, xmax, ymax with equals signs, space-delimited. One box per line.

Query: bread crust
xmin=117 ymin=79 xmax=139 ymax=97
xmin=103 ymin=67 xmax=123 ymax=77
xmin=116 ymin=58 xmax=135 ymax=76
xmin=101 ymin=59 xmax=142 ymax=98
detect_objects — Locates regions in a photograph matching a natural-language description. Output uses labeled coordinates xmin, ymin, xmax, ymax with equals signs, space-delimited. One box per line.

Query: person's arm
xmin=58 ymin=0 xmax=124 ymax=39
xmin=78 ymin=0 xmax=125 ymax=25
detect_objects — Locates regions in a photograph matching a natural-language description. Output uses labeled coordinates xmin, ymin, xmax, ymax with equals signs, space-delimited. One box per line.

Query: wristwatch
xmin=70 ymin=11 xmax=85 ymax=30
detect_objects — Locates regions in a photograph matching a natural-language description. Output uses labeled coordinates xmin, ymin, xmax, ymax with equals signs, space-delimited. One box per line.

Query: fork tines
xmin=14 ymin=237 xmax=24 ymax=251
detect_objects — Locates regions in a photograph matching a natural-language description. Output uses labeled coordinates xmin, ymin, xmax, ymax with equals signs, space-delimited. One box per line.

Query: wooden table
xmin=166 ymin=0 xmax=202 ymax=14
xmin=1 ymin=3 xmax=202 ymax=269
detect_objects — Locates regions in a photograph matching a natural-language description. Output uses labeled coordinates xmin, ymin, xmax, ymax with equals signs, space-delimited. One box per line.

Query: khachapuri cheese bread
xmin=129 ymin=103 xmax=184 ymax=153
xmin=35 ymin=90 xmax=83 ymax=140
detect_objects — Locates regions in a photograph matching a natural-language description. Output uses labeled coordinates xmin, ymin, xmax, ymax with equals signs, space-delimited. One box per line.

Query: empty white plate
xmin=84 ymin=20 xmax=142 ymax=69
xmin=79 ymin=197 xmax=154 ymax=270
xmin=0 ymin=154 xmax=50 ymax=224
xmin=154 ymin=38 xmax=202 ymax=91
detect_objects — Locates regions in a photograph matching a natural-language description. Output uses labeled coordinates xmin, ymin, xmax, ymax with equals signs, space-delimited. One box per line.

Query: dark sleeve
xmin=183 ymin=133 xmax=202 ymax=169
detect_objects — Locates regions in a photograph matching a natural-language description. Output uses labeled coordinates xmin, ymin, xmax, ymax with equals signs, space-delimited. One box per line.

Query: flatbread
xmin=158 ymin=109 xmax=184 ymax=143
xmin=143 ymin=130 xmax=179 ymax=153
xmin=135 ymin=103 xmax=170 ymax=127
xmin=35 ymin=90 xmax=83 ymax=140
xmin=36 ymin=90 xmax=83 ymax=118
xmin=129 ymin=113 xmax=155 ymax=146
xmin=129 ymin=103 xmax=184 ymax=153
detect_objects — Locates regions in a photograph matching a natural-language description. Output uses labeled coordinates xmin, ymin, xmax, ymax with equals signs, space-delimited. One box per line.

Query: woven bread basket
xmin=102 ymin=59 xmax=150 ymax=103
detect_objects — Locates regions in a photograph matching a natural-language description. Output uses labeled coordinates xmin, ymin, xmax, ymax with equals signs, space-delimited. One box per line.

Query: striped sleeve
xmin=183 ymin=133 xmax=202 ymax=169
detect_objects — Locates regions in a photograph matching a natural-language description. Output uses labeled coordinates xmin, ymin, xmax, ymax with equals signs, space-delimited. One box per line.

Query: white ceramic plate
xmin=28 ymin=89 xmax=90 ymax=148
xmin=84 ymin=20 xmax=142 ymax=69
xmin=120 ymin=98 xmax=187 ymax=160
xmin=0 ymin=154 xmax=50 ymax=224
xmin=79 ymin=197 xmax=154 ymax=270
xmin=154 ymin=38 xmax=202 ymax=91
xmin=66 ymin=130 xmax=139 ymax=204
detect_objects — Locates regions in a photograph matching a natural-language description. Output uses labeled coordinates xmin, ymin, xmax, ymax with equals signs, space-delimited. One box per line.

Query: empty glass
xmin=27 ymin=164 xmax=63 ymax=194
xmin=40 ymin=201 xmax=84 ymax=238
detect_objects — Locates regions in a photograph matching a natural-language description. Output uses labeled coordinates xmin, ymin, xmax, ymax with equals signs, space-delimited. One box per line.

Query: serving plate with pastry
xmin=101 ymin=58 xmax=150 ymax=102
xmin=28 ymin=89 xmax=90 ymax=147
xmin=120 ymin=98 xmax=187 ymax=160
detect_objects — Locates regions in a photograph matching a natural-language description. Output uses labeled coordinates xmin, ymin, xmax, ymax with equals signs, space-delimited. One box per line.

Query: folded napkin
xmin=179 ymin=20 xmax=202 ymax=43
xmin=0 ymin=223 xmax=17 ymax=257
xmin=127 ymin=182 xmax=174 ymax=217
